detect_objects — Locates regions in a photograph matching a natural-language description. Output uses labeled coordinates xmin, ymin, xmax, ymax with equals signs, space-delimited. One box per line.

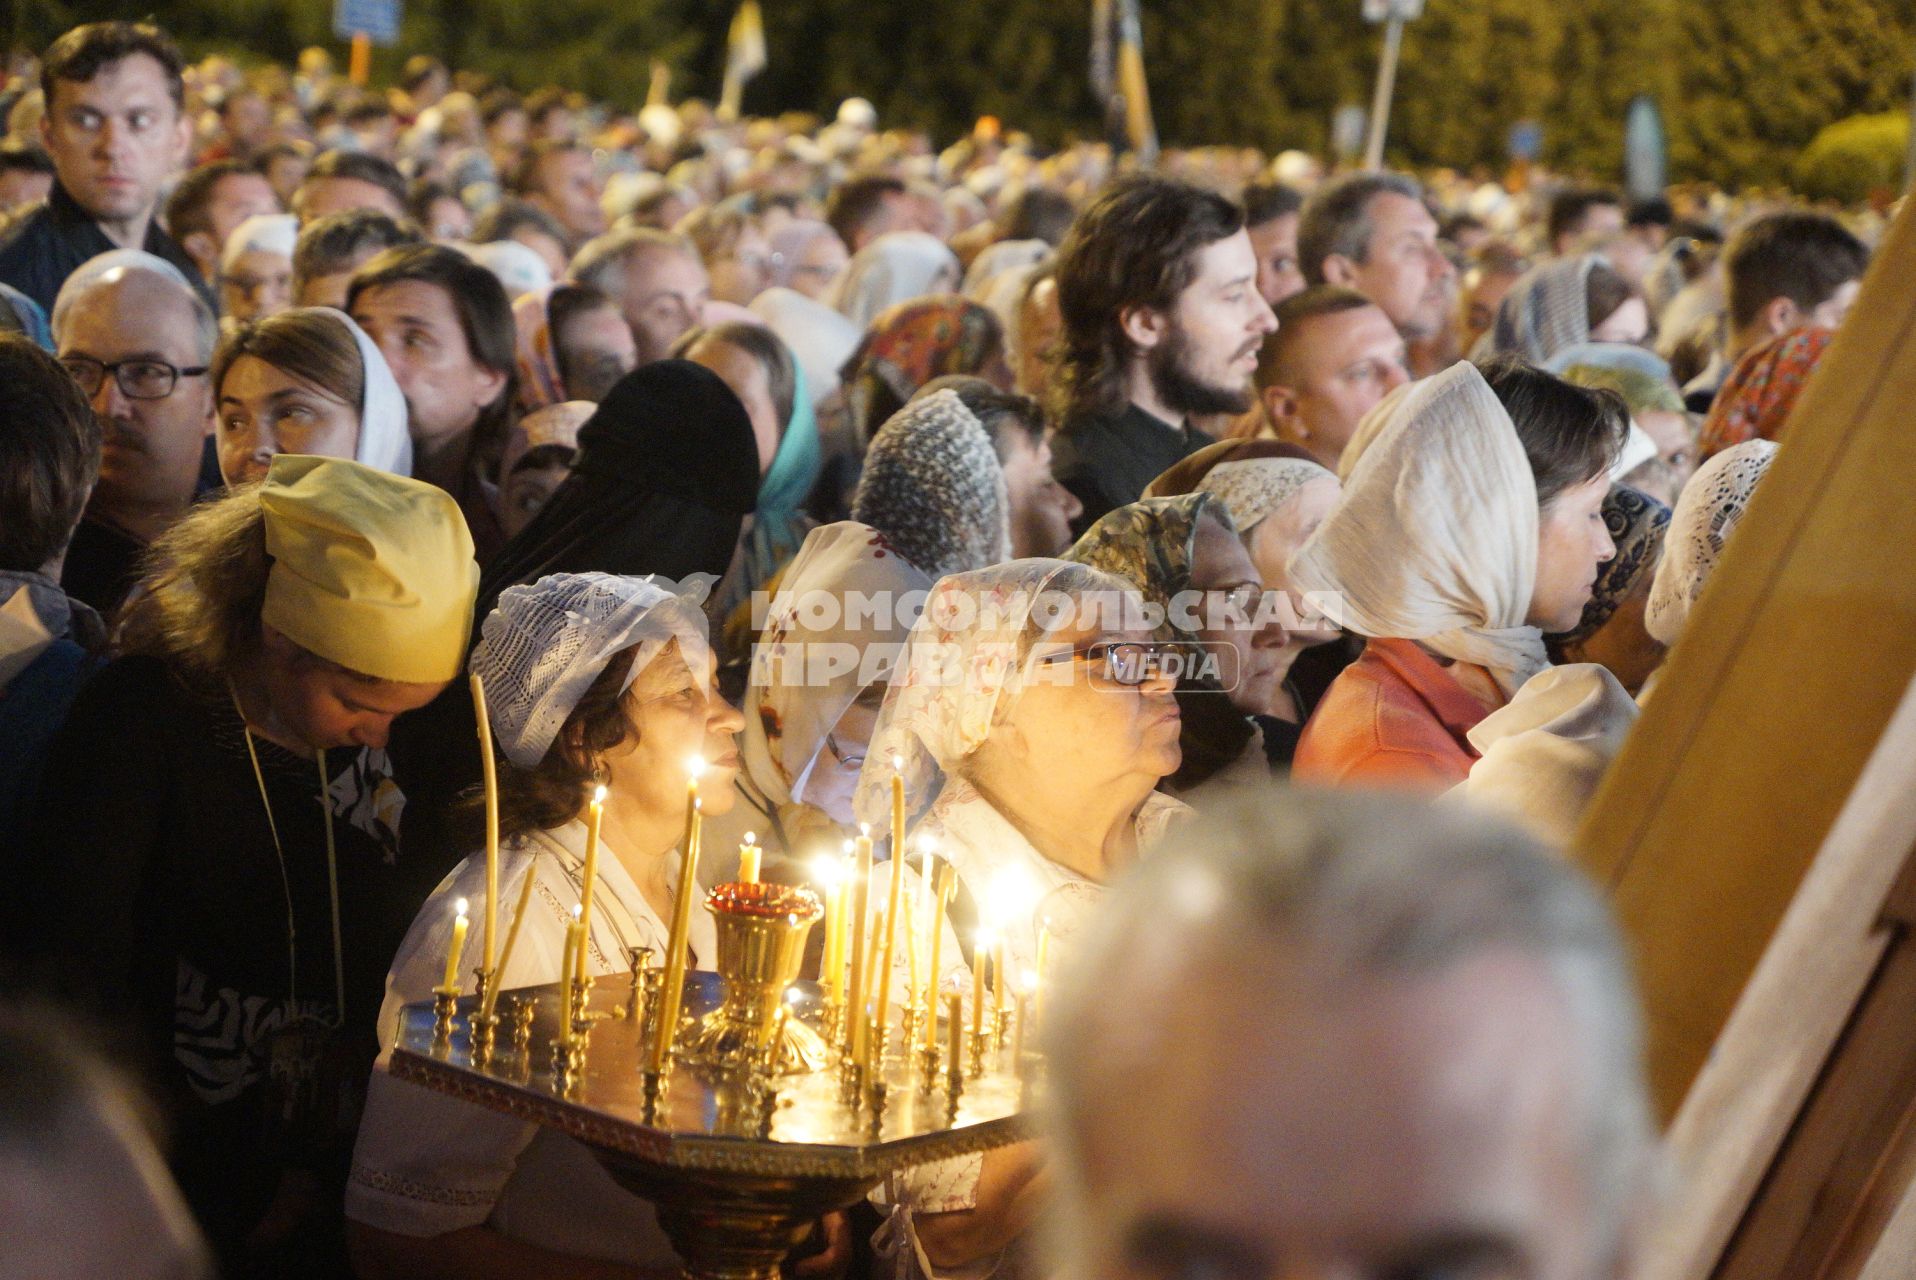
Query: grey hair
xmin=568 ymin=226 xmax=697 ymax=296
xmin=1044 ymin=787 xmax=1658 ymax=1269
xmin=1297 ymin=170 xmax=1425 ymax=286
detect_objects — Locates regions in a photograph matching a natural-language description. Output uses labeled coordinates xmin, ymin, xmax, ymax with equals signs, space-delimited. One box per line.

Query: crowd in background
xmin=0 ymin=16 xmax=1882 ymax=1280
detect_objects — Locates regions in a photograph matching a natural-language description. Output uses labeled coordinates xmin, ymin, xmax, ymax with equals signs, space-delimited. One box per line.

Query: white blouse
xmin=869 ymin=778 xmax=1188 ymax=1280
xmin=346 ymin=820 xmax=716 ymax=1263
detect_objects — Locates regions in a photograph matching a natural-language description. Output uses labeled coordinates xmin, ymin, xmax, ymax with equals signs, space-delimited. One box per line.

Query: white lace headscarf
xmin=1288 ymin=361 xmax=1549 ymax=699
xmin=851 ymin=558 xmax=1141 ymax=828
xmin=470 ymin=572 xmax=713 ymax=768
xmin=1644 ymin=439 xmax=1778 ymax=647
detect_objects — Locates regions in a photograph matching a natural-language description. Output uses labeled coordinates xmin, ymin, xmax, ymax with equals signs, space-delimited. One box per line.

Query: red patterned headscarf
xmin=1700 ymin=327 xmax=1834 ymax=462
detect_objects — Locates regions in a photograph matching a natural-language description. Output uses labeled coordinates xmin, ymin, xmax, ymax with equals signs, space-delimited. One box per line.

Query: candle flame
xmin=859 ymin=822 xmax=871 ymax=836
xmin=842 ymin=839 xmax=855 ymax=854
xmin=812 ymin=857 xmax=844 ymax=888
xmin=744 ymin=831 xmax=757 ymax=846
xmin=918 ymin=833 xmax=938 ymax=854
xmin=891 ymin=753 xmax=904 ymax=772
xmin=686 ymin=756 xmax=707 ymax=779
xmin=1021 ymin=968 xmax=1040 ymax=994
xmin=990 ymin=866 xmax=1041 ymax=924
xmin=592 ymin=784 xmax=608 ymax=804
xmin=454 ymin=897 xmax=469 ymax=918
xmin=570 ymin=902 xmax=583 ymax=920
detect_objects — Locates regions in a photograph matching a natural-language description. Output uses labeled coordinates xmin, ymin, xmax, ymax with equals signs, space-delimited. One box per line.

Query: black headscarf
xmin=475 ymin=359 xmax=760 ymax=619
xmin=395 ymin=360 xmax=758 ymax=858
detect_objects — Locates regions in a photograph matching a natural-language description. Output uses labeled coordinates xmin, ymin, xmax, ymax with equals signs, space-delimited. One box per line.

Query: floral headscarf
xmin=1199 ymin=458 xmax=1337 ymax=534
xmin=512 ymin=287 xmax=564 ymax=414
xmin=841 ymin=296 xmax=1006 ymax=442
xmin=1699 ymin=327 xmax=1833 ymax=462
xmin=1064 ymin=494 xmax=1228 ymax=649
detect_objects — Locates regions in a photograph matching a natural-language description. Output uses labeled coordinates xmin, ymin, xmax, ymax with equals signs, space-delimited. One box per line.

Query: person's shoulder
xmin=1295 ymin=651 xmax=1471 ymax=788
xmin=65 ymin=653 xmax=197 ymax=724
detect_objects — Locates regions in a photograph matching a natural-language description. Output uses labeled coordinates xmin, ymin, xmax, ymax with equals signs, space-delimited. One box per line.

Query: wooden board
xmin=1575 ymin=193 xmax=1916 ymax=1121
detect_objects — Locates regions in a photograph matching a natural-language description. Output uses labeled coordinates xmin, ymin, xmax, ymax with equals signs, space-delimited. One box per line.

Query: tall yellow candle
xmin=575 ymin=785 xmax=606 ymax=979
xmin=738 ymin=832 xmax=761 ymax=884
xmin=947 ymin=991 xmax=963 ymax=1080
xmin=440 ymin=899 xmax=470 ymax=993
xmin=916 ymin=839 xmax=938 ymax=1012
xmin=994 ymin=936 xmax=1010 ymax=1031
xmin=815 ymin=854 xmax=845 ymax=1004
xmin=481 ymin=866 xmax=537 ymax=1021
xmin=650 ymin=758 xmax=705 ymax=1071
xmin=872 ymin=769 xmax=909 ymax=1053
xmin=972 ymin=931 xmax=991 ymax=1039
xmin=846 ymin=827 xmax=874 ymax=1061
xmin=469 ymin=672 xmax=502 ymax=976
xmin=1034 ymin=925 xmax=1051 ymax=1028
xmin=561 ymin=903 xmax=583 ymax=995
xmin=922 ymin=865 xmax=952 ymax=1052
xmin=903 ymin=884 xmax=920 ymax=1013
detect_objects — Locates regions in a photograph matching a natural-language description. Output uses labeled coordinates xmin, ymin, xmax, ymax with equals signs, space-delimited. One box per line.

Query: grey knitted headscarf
xmin=850 ymin=388 xmax=1012 ymax=580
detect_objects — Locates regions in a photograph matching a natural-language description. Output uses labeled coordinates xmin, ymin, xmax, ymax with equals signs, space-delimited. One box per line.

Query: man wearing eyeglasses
xmin=53 ymin=258 xmax=217 ymax=618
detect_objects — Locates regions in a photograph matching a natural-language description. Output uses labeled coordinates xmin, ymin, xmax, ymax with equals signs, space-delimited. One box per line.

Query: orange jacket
xmin=1292 ymin=638 xmax=1504 ymax=792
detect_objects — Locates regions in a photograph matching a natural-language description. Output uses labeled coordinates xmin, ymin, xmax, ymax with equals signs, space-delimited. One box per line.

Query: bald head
xmin=54 ymin=263 xmax=216 ymax=365
xmin=1045 ymin=789 xmax=1656 ymax=1280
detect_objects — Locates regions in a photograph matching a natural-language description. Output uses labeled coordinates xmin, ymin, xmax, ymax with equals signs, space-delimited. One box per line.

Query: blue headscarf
xmin=724 ymin=358 xmax=823 ymax=619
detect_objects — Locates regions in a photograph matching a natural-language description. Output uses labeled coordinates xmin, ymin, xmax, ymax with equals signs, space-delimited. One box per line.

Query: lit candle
xmin=440 ymin=899 xmax=470 ymax=993
xmin=846 ymin=825 xmax=874 ymax=1061
xmin=576 ymin=785 xmax=607 ymax=980
xmin=738 ymin=831 xmax=761 ymax=884
xmin=470 ymin=672 xmax=502 ymax=976
xmin=650 ymin=758 xmax=705 ymax=1071
xmin=1012 ymin=984 xmax=1032 ymax=1065
xmin=922 ymin=865 xmax=952 ymax=1052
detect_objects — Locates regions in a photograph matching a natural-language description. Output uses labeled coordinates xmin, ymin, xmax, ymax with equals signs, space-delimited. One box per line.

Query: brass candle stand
xmin=389 ymin=882 xmax=1035 ymax=1280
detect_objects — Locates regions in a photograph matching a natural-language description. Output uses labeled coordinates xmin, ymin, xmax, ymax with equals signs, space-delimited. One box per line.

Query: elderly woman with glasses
xmin=849 ymin=557 xmax=1187 ymax=1280
xmin=1068 ymin=493 xmax=1296 ymax=786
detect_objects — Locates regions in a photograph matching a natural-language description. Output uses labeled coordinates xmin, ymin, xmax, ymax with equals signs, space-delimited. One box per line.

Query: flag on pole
xmin=1090 ymin=0 xmax=1156 ymax=162
xmin=718 ymin=0 xmax=767 ymax=123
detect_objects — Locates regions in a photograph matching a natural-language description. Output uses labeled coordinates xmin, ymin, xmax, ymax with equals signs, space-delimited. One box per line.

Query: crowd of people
xmin=0 ymin=16 xmax=1881 ymax=1280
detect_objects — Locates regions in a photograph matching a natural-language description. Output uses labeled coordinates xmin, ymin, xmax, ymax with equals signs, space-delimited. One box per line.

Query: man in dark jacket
xmin=1049 ymin=176 xmax=1278 ymax=537
xmin=0 ymin=21 xmax=209 ymax=315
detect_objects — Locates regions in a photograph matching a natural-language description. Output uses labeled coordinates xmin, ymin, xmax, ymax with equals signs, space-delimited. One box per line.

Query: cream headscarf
xmin=851 ymin=558 xmax=1141 ymax=829
xmin=742 ymin=521 xmax=931 ymax=813
xmin=1287 ymin=361 xmax=1548 ymax=698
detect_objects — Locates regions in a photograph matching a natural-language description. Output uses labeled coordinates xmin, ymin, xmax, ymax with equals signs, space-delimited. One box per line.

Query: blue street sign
xmin=333 ymin=0 xmax=402 ymax=46
xmin=1507 ymin=120 xmax=1544 ymax=163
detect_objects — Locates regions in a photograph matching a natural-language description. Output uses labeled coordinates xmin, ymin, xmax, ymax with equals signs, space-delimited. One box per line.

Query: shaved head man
xmin=1252 ymin=285 xmax=1408 ymax=470
xmin=1047 ymin=789 xmax=1659 ymax=1280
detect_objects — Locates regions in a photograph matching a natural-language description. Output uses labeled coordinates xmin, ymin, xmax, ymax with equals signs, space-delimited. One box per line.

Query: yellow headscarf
xmin=259 ymin=455 xmax=479 ymax=683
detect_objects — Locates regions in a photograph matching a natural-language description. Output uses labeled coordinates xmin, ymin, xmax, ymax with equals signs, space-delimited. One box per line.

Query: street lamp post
xmin=1360 ymin=0 xmax=1424 ymax=172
